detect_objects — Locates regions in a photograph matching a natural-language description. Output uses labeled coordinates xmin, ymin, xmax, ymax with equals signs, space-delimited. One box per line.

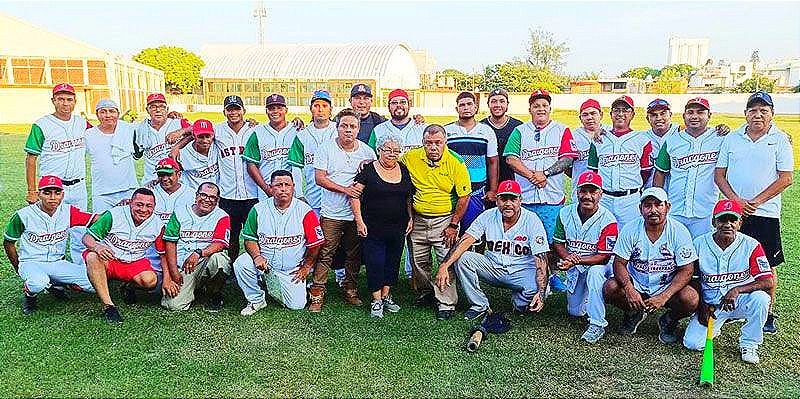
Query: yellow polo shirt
xmin=400 ymin=147 xmax=472 ymax=217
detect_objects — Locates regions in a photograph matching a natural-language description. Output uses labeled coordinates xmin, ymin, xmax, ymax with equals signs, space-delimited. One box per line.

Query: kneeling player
xmin=683 ymin=200 xmax=774 ymax=364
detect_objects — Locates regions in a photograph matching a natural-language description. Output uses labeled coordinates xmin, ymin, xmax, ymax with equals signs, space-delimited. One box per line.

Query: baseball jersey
xmin=287 ymin=123 xmax=338 ymax=209
xmin=716 ymin=124 xmax=794 ymax=218
xmin=465 ymin=207 xmax=549 ymax=273
xmin=553 ymin=204 xmax=618 ymax=258
xmin=643 ymin=124 xmax=680 ymax=188
xmin=503 ymin=121 xmax=578 ymax=204
xmin=214 ymin=122 xmax=258 ymax=200
xmin=135 ymin=117 xmax=190 ymax=181
xmin=368 ymin=120 xmax=426 ymax=154
xmin=242 ymin=123 xmax=296 ymax=186
xmin=613 ymin=217 xmax=698 ymax=295
xmin=444 ymin=122 xmax=498 ymax=191
xmin=571 ymin=125 xmax=611 ymax=186
xmin=587 ymin=129 xmax=653 ymax=191
xmin=162 ymin=203 xmax=230 ymax=268
xmin=87 ymin=206 xmax=165 ymax=262
xmin=313 ymin=139 xmax=376 ymax=220
xmin=152 ymin=183 xmax=194 ymax=223
xmin=85 ymin=122 xmax=139 ymax=196
xmin=694 ymin=231 xmax=773 ymax=305
xmin=25 ymin=114 xmax=89 ymax=181
xmin=241 ymin=199 xmax=325 ymax=272
xmin=655 ymin=127 xmax=723 ymax=218
xmin=4 ymin=203 xmax=93 ymax=263
xmin=179 ymin=144 xmax=220 ymax=192
xmin=481 ymin=116 xmax=524 ymax=183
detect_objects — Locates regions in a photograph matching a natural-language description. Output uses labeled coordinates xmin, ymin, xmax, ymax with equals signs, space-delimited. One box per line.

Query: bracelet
xmin=194 ymin=248 xmax=203 ymax=257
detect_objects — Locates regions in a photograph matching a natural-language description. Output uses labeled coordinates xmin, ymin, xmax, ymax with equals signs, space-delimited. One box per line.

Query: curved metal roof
xmin=201 ymin=42 xmax=413 ymax=80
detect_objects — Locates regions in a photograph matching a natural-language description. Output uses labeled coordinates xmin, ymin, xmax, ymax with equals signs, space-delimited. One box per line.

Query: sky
xmin=2 ymin=1 xmax=799 ymax=76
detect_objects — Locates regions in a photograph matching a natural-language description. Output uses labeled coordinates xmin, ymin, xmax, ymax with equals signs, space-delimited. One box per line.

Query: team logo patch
xmin=314 ymin=226 xmax=324 ymax=239
xmin=659 ymin=243 xmax=672 ymax=257
xmin=756 ymin=256 xmax=770 ymax=272
xmin=513 ymin=235 xmax=527 ymax=241
xmin=679 ymin=247 xmax=693 ymax=259
xmin=605 ymin=236 xmax=616 ymax=250
xmin=225 ymin=229 xmax=231 ymax=243
xmin=535 ymin=236 xmax=544 ymax=245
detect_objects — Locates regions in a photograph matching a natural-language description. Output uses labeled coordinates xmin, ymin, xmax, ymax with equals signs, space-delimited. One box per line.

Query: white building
xmin=668 ymin=37 xmax=710 ymax=67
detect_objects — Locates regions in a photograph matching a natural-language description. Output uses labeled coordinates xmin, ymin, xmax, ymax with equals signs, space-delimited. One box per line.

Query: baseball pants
xmin=566 ymin=264 xmax=612 ymax=327
xmin=683 ymin=291 xmax=770 ymax=350
xmin=64 ymin=180 xmax=88 ymax=266
xmin=234 ymin=254 xmax=307 ymax=310
xmin=455 ymin=252 xmax=537 ymax=312
xmin=19 ymin=260 xmax=95 ymax=294
xmin=408 ymin=213 xmax=458 ymax=311
xmin=161 ymin=252 xmax=230 ymax=311
xmin=672 ymin=215 xmax=713 ymax=239
xmin=92 ymin=188 xmax=135 ymax=214
xmin=600 ymin=192 xmax=641 ymax=230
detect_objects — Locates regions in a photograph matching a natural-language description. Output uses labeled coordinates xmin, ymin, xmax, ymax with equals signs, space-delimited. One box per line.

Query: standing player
xmin=642 ymin=99 xmax=679 ymax=188
xmin=243 ymin=93 xmax=296 ymax=202
xmin=177 ymin=119 xmax=220 ymax=192
xmin=480 ymin=88 xmax=523 ymax=184
xmin=368 ymin=89 xmax=426 ymax=153
xmin=4 ymin=176 xmax=96 ymax=314
xmin=134 ymin=93 xmax=191 ymax=184
xmin=349 ymin=83 xmax=386 ymax=143
xmin=714 ymin=91 xmax=794 ymax=334
xmin=570 ymin=99 xmax=609 ymax=201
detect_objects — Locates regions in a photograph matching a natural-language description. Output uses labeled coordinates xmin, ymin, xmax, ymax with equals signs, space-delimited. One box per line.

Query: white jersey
xmin=503 ymin=121 xmax=578 ymax=204
xmin=642 ymin=124 xmax=680 ymax=188
xmin=25 ymin=114 xmax=88 ymax=181
xmin=152 ymin=183 xmax=194 ymax=223
xmin=241 ymin=199 xmax=325 ymax=272
xmin=369 ymin=120 xmax=426 ymax=153
xmin=179 ymin=144 xmax=220 ymax=192
xmin=163 ymin=203 xmax=230 ymax=268
xmin=85 ymin=121 xmax=139 ymax=196
xmin=444 ymin=121 xmax=498 ymax=191
xmin=4 ymin=203 xmax=93 ymax=263
xmin=135 ymin=118 xmax=188 ymax=181
xmin=655 ymin=127 xmax=724 ymax=218
xmin=553 ymin=203 xmax=618 ymax=293
xmin=694 ymin=231 xmax=772 ymax=305
xmin=242 ymin=123 xmax=296 ymax=186
xmin=214 ymin=122 xmax=258 ymax=200
xmin=313 ymin=139 xmax=376 ymax=220
xmin=87 ymin=206 xmax=165 ymax=263
xmin=716 ymin=124 xmax=795 ymax=218
xmin=588 ymin=130 xmax=653 ymax=191
xmin=465 ymin=207 xmax=549 ymax=273
xmin=571 ymin=125 xmax=611 ymax=185
xmin=287 ymin=123 xmax=337 ymax=209
xmin=613 ymin=217 xmax=698 ymax=295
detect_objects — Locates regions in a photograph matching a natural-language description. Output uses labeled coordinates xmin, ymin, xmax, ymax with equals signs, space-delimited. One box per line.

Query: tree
xmin=525 ymin=27 xmax=569 ymax=72
xmin=736 ymin=76 xmax=776 ymax=93
xmin=660 ymin=63 xmax=696 ymax=79
xmin=133 ymin=46 xmax=205 ymax=94
xmin=651 ymin=68 xmax=688 ymax=94
xmin=573 ymin=71 xmax=599 ymax=81
xmin=621 ymin=67 xmax=660 ymax=80
xmin=481 ymin=61 xmax=567 ymax=93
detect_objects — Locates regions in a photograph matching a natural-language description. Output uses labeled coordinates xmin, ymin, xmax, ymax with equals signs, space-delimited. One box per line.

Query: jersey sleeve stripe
xmin=242 ymin=154 xmax=260 ymax=163
xmin=162 ymin=234 xmax=180 ymax=242
xmin=23 ymin=146 xmax=42 ymax=155
xmin=306 ymin=238 xmax=325 ymax=248
xmin=753 ymin=271 xmax=773 ymax=280
xmin=287 ymin=159 xmax=303 ymax=167
xmin=3 ymin=232 xmax=19 ymax=241
xmin=552 ymin=236 xmax=566 ymax=243
xmin=241 ymin=232 xmax=259 ymax=242
xmin=654 ymin=165 xmax=669 ymax=173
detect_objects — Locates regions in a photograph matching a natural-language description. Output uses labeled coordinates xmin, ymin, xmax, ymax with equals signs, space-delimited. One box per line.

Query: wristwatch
xmin=448 ymin=223 xmax=459 ymax=230
xmin=194 ymin=248 xmax=203 ymax=258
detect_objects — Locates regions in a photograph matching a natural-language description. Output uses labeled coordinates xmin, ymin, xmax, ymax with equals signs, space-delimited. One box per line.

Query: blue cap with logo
xmin=224 ymin=95 xmax=244 ymax=109
xmin=350 ymin=83 xmax=372 ymax=98
xmin=310 ymin=90 xmax=332 ymax=105
xmin=746 ymin=91 xmax=774 ymax=108
xmin=265 ymin=93 xmax=287 ymax=107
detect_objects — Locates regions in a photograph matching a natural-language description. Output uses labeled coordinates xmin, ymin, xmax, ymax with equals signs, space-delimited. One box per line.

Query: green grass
xmin=0 ymin=112 xmax=798 ymax=397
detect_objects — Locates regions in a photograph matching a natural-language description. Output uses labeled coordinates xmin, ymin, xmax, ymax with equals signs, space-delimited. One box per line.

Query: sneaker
xmin=382 ymin=295 xmax=400 ymax=313
xmin=119 ymin=283 xmax=137 ymax=305
xmin=308 ymin=287 xmax=325 ymax=313
xmin=240 ymin=300 xmax=267 ymax=316
xmin=343 ymin=289 xmax=363 ymax=306
xmin=207 ymin=294 xmax=224 ymax=313
xmin=103 ymin=305 xmax=123 ymax=323
xmin=549 ymin=274 xmax=567 ymax=293
xmin=436 ymin=309 xmax=454 ymax=321
xmin=46 ymin=286 xmax=69 ymax=301
xmin=415 ymin=292 xmax=434 ymax=307
xmin=658 ymin=313 xmax=679 ymax=344
xmin=370 ymin=299 xmax=384 ymax=318
xmin=741 ymin=346 xmax=760 ymax=364
xmin=464 ymin=308 xmax=488 ymax=321
xmin=22 ymin=294 xmax=37 ymax=315
xmin=618 ymin=311 xmax=647 ymax=335
xmin=581 ymin=324 xmax=605 ymax=343
xmin=763 ymin=314 xmax=777 ymax=335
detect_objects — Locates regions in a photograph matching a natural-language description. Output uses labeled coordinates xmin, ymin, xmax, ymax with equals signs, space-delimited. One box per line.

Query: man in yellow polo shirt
xmin=401 ymin=124 xmax=471 ymax=320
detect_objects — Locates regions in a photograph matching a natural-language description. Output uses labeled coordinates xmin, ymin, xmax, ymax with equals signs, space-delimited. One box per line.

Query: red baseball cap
xmin=497 ymin=180 xmax=522 ymax=197
xmin=155 ymin=157 xmax=181 ymax=174
xmin=612 ymin=95 xmax=634 ymax=109
xmin=192 ymin=119 xmax=214 ymax=137
xmin=576 ymin=171 xmax=603 ymax=189
xmin=685 ymin=97 xmax=711 ymax=111
xmin=147 ymin=93 xmax=167 ymax=105
xmin=52 ymin=83 xmax=75 ymax=95
xmin=713 ymin=199 xmax=742 ymax=220
xmin=38 ymin=175 xmax=63 ymax=190
xmin=580 ymin=99 xmax=601 ymax=113
xmin=388 ymin=89 xmax=409 ymax=101
xmin=529 ymin=89 xmax=551 ymax=104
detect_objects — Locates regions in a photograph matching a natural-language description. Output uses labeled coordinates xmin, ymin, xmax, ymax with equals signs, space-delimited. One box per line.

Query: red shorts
xmin=82 ymin=250 xmax=154 ymax=282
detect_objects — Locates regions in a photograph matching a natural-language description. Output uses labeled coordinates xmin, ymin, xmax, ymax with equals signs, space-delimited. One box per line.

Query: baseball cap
xmin=388 ymin=89 xmax=409 ymax=101
xmin=95 ymin=99 xmax=119 ymax=112
xmin=52 ymin=83 xmax=75 ymax=95
xmin=146 ymin=93 xmax=167 ymax=105
xmin=350 ymin=83 xmax=373 ymax=98
xmin=265 ymin=93 xmax=287 ymax=107
xmin=310 ymin=90 xmax=332 ymax=105
xmin=497 ymin=180 xmax=522 ymax=197
xmin=38 ymin=175 xmax=63 ymax=190
xmin=576 ymin=171 xmax=603 ymax=189
xmin=155 ymin=157 xmax=180 ymax=174
xmin=640 ymin=187 xmax=668 ymax=203
xmin=713 ymin=199 xmax=742 ymax=220
xmin=647 ymin=98 xmax=670 ymax=112
xmin=192 ymin=119 xmax=214 ymax=137
xmin=746 ymin=91 xmax=774 ymax=108
xmin=488 ymin=88 xmax=509 ymax=101
xmin=685 ymin=97 xmax=711 ymax=111
xmin=223 ymin=95 xmax=244 ymax=109
xmin=580 ymin=99 xmax=601 ymax=113
xmin=528 ymin=89 xmax=552 ymax=104
xmin=612 ymin=95 xmax=634 ymax=109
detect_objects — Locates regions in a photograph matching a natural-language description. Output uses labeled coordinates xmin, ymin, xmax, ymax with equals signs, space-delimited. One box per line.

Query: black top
xmin=481 ymin=116 xmax=524 ymax=183
xmin=354 ymin=161 xmax=415 ymax=237
xmin=357 ymin=111 xmax=387 ymax=143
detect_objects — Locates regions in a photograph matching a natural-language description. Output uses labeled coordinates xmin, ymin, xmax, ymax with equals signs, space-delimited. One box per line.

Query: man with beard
xmin=480 ymin=88 xmax=523 ymax=184
xmin=134 ymin=93 xmax=191 ymax=185
xmin=368 ymin=89 xmax=427 ymax=153
xmin=570 ymin=99 xmax=609 ymax=202
xmin=244 ymin=94 xmax=297 ymax=202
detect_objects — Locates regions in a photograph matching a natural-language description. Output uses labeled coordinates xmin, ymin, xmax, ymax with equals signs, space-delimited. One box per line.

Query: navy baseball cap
xmin=265 ymin=93 xmax=287 ymax=107
xmin=311 ymin=90 xmax=332 ymax=105
xmin=350 ymin=83 xmax=373 ymax=98
xmin=487 ymin=88 xmax=509 ymax=101
xmin=224 ymin=95 xmax=244 ymax=109
xmin=746 ymin=91 xmax=774 ymax=108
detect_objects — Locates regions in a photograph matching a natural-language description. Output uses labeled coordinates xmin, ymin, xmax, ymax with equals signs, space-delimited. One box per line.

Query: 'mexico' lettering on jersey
xmin=486 ymin=239 xmax=533 ymax=256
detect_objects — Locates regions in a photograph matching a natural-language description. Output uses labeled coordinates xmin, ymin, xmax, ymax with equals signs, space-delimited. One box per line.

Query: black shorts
xmin=219 ymin=197 xmax=258 ymax=239
xmin=740 ymin=215 xmax=784 ymax=267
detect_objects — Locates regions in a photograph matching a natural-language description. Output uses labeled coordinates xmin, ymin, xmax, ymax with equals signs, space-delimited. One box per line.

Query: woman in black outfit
xmin=351 ymin=135 xmax=415 ymax=318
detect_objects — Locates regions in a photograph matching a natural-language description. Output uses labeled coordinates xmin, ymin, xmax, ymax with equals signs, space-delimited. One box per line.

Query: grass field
xmin=0 ymin=111 xmax=798 ymax=397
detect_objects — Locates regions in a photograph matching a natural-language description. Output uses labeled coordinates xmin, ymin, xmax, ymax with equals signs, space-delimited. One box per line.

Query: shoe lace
xmin=371 ymin=301 xmax=382 ymax=311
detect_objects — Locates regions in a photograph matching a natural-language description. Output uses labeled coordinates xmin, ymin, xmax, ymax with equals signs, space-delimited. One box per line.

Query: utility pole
xmin=253 ymin=1 xmax=267 ymax=45
xmin=750 ymin=50 xmax=760 ymax=91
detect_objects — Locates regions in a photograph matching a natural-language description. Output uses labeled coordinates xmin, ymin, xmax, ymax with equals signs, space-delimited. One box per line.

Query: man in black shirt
xmin=350 ymin=83 xmax=387 ymax=143
xmin=481 ymin=88 xmax=523 ymax=184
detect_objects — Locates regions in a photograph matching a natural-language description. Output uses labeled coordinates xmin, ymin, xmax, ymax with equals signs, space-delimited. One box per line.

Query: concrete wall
xmin=0 ymin=88 xmax=93 ymax=124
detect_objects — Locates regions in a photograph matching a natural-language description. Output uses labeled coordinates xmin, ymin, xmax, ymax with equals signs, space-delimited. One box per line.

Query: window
xmin=87 ymin=60 xmax=107 ymax=85
xmin=12 ymin=58 xmax=46 ymax=84
xmin=244 ymin=83 xmax=259 ymax=93
xmin=229 ymin=82 xmax=243 ymax=92
xmin=612 ymin=82 xmax=626 ymax=90
xmin=0 ymin=58 xmax=7 ymax=84
xmin=245 ymin=96 xmax=260 ymax=106
xmin=209 ymin=82 xmax=226 ymax=93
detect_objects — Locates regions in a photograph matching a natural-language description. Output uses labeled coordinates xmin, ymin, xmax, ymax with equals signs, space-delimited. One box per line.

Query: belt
xmin=602 ymin=188 xmax=640 ymax=197
xmin=62 ymin=178 xmax=83 ymax=186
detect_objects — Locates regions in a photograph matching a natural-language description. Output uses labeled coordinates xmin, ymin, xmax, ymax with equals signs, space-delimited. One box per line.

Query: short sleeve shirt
xmin=313 ymin=139 xmax=376 ymax=220
xmin=5 ymin=203 xmax=93 ymax=263
xmin=465 ymin=207 xmax=549 ymax=273
xmin=400 ymin=147 xmax=472 ymax=217
xmin=87 ymin=206 xmax=165 ymax=262
xmin=444 ymin=122 xmax=498 ymax=191
xmin=587 ymin=130 xmax=653 ymax=191
xmin=694 ymin=231 xmax=773 ymax=304
xmin=163 ymin=203 xmax=230 ymax=268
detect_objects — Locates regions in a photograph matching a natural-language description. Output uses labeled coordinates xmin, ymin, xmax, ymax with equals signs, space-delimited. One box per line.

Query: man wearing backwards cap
xmin=349 ymin=83 xmax=387 ymax=143
xmin=714 ymin=90 xmax=793 ymax=334
xmin=85 ymin=99 xmax=140 ymax=214
xmin=368 ymin=89 xmax=427 ymax=154
xmin=552 ymin=171 xmax=618 ymax=343
xmin=653 ymin=98 xmax=724 ymax=239
xmin=134 ymin=93 xmax=192 ymax=184
xmin=587 ymin=95 xmax=653 ymax=229
xmin=604 ymin=187 xmax=699 ymax=344
xmin=176 ymin=119 xmax=220 ymax=192
xmin=570 ymin=99 xmax=610 ymax=202
xmin=25 ymin=83 xmax=92 ymax=264
xmin=435 ymin=180 xmax=551 ymax=320
xmin=4 ymin=175 xmax=97 ymax=315
xmin=682 ymin=199 xmax=774 ymax=364
xmin=481 ymin=88 xmax=523 ymax=184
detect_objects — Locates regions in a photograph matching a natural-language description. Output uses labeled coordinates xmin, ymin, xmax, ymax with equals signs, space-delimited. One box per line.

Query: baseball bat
xmin=699 ymin=307 xmax=715 ymax=387
xmin=466 ymin=326 xmax=486 ymax=353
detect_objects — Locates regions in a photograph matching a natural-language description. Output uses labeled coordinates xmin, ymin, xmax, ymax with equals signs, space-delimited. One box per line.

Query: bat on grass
xmin=699 ymin=306 xmax=715 ymax=387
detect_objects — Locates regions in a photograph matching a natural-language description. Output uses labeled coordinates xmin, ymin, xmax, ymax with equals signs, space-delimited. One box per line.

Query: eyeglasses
xmin=197 ymin=192 xmax=219 ymax=201
xmin=611 ymin=108 xmax=633 ymax=115
xmin=147 ymin=104 xmax=168 ymax=111
xmin=380 ymin=147 xmax=402 ymax=154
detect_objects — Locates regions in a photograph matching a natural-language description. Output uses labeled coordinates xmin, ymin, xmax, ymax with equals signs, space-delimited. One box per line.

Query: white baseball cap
xmin=640 ymin=187 xmax=668 ymax=203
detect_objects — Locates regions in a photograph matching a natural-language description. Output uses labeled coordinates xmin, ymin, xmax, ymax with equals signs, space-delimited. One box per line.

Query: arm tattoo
xmin=544 ymin=157 xmax=574 ymax=177
xmin=441 ymin=236 xmax=469 ymax=265
xmin=534 ymin=253 xmax=548 ymax=292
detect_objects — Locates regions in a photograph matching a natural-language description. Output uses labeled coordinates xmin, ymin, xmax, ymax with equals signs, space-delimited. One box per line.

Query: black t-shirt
xmin=357 ymin=111 xmax=387 ymax=143
xmin=354 ymin=161 xmax=415 ymax=237
xmin=481 ymin=116 xmax=524 ymax=183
